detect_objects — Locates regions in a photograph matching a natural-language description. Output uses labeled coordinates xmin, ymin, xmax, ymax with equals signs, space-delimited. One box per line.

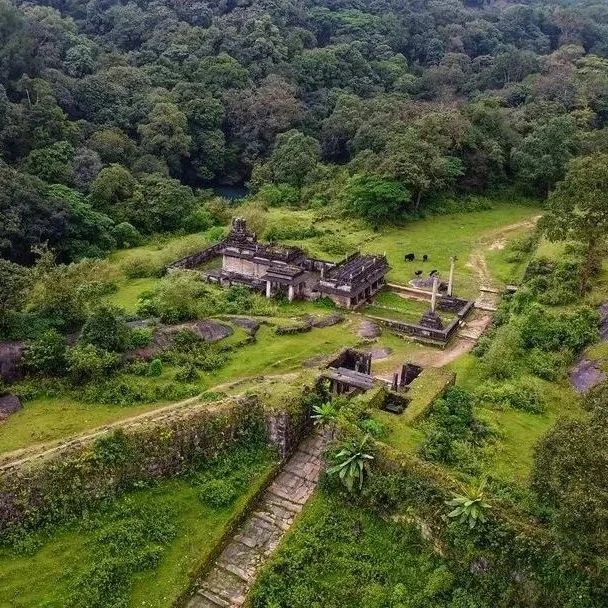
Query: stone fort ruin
xmin=168 ymin=218 xmax=390 ymax=309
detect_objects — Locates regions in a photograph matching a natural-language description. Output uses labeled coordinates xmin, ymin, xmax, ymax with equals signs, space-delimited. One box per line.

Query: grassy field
xmin=0 ymin=447 xmax=276 ymax=608
xmin=248 ymin=492 xmax=449 ymax=608
xmin=1 ymin=199 xmax=544 ymax=454
xmin=447 ymin=353 xmax=584 ymax=483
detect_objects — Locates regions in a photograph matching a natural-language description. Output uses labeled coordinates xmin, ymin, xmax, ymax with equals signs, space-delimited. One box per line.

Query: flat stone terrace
xmin=187 ymin=432 xmax=325 ymax=608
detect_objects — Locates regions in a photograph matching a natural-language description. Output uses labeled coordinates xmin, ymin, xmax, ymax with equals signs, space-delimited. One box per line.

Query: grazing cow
xmin=414 ymin=270 xmax=423 ymax=276
xmin=429 ymin=269 xmax=438 ymax=276
xmin=404 ymin=252 xmax=415 ymax=262
xmin=422 ymin=254 xmax=428 ymax=262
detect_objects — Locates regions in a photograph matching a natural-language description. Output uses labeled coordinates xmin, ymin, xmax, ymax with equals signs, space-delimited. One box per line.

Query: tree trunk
xmin=414 ymin=190 xmax=422 ymax=212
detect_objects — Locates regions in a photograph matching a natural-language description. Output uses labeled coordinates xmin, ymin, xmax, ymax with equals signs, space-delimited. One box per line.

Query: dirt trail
xmin=0 ymin=373 xmax=299 ymax=471
xmin=399 ymin=215 xmax=541 ymax=369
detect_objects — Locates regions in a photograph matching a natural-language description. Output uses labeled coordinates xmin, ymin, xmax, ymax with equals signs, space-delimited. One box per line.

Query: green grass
xmin=362 ymin=292 xmax=454 ymax=325
xmin=249 ymin=492 xmax=450 ymax=608
xmin=0 ymin=397 xmax=163 ymax=454
xmin=106 ymin=277 xmax=160 ymax=314
xmin=484 ymin=226 xmax=536 ymax=286
xmin=0 ymin=448 xmax=276 ymax=608
xmin=373 ymin=368 xmax=456 ymax=453
xmin=447 ymin=353 xmax=584 ymax=483
xmin=0 ymin=322 xmax=359 ymax=454
xmin=262 ymin=200 xmax=542 ymax=299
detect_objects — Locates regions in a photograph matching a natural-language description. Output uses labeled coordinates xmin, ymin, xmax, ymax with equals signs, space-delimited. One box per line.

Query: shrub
xmin=198 ymin=478 xmax=242 ymax=508
xmin=128 ymin=327 xmax=154 ymax=349
xmin=67 ymin=344 xmax=120 ymax=382
xmin=518 ymin=305 xmax=599 ymax=353
xmin=477 ymin=379 xmax=545 ymax=414
xmin=174 ymin=364 xmax=199 ymax=382
xmin=419 ymin=387 xmax=491 ymax=466
xmin=480 ymin=325 xmax=522 ymax=379
xmin=24 ymin=329 xmax=67 ymax=375
xmin=147 ymin=359 xmax=162 ymax=377
xmin=80 ymin=306 xmax=130 ymax=352
xmin=120 ymin=254 xmax=164 ymax=279
xmin=79 ymin=377 xmax=198 ymax=405
xmin=112 ymin=222 xmax=142 ymax=248
xmin=183 ymin=207 xmax=214 ymax=232
xmin=527 ymin=348 xmax=571 ymax=381
xmin=137 ymin=272 xmax=212 ymax=323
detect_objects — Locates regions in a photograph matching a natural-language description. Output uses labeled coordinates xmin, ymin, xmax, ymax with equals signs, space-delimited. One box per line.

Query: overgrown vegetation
xmin=0 ymin=443 xmax=276 ymax=608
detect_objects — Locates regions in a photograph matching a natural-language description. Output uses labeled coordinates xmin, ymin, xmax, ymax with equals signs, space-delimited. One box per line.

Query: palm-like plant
xmin=311 ymin=401 xmax=337 ymax=427
xmin=326 ymin=435 xmax=374 ymax=492
xmin=445 ymin=480 xmax=491 ymax=529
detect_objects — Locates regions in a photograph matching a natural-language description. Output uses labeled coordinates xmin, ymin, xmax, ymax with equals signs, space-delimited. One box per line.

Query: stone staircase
xmin=187 ymin=433 xmax=325 ymax=608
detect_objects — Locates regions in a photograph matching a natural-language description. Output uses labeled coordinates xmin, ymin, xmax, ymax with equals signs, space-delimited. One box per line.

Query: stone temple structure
xmin=168 ymin=218 xmax=390 ymax=309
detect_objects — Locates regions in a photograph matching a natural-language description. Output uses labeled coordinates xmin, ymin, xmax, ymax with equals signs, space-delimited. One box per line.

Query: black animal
xmin=422 ymin=254 xmax=428 ymax=262
xmin=404 ymin=252 xmax=415 ymax=262
xmin=439 ymin=281 xmax=448 ymax=292
xmin=414 ymin=270 xmax=423 ymax=276
xmin=429 ymin=269 xmax=438 ymax=276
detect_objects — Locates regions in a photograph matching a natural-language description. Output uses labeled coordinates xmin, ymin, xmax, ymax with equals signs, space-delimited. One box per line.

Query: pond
xmin=212 ymin=184 xmax=250 ymax=200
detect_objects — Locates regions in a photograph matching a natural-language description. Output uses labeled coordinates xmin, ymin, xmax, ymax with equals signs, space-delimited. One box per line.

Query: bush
xmin=120 ymin=255 xmax=165 ymax=279
xmin=67 ymin=344 xmax=120 ymax=382
xmin=128 ymin=327 xmax=154 ymax=349
xmin=477 ymin=379 xmax=545 ymax=414
xmin=527 ymin=348 xmax=571 ymax=381
xmin=79 ymin=377 xmax=199 ymax=405
xmin=419 ymin=387 xmax=491 ymax=466
xmin=198 ymin=478 xmax=242 ymax=508
xmin=24 ymin=329 xmax=67 ymax=375
xmin=183 ymin=207 xmax=214 ymax=233
xmin=480 ymin=325 xmax=522 ymax=380
xmin=80 ymin=306 xmax=130 ymax=352
xmin=147 ymin=359 xmax=162 ymax=377
xmin=137 ymin=272 xmax=212 ymax=323
xmin=518 ymin=305 xmax=599 ymax=353
xmin=112 ymin=222 xmax=142 ymax=248
xmin=174 ymin=363 xmax=199 ymax=382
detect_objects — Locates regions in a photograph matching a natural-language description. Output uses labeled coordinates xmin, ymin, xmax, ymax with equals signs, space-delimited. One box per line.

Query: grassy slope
xmin=0 ymin=460 xmax=275 ymax=608
xmin=447 ymin=353 xmax=582 ymax=483
xmin=248 ymin=492 xmax=446 ymax=608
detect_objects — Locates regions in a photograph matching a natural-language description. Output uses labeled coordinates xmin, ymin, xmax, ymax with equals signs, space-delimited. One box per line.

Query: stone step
xmin=193 ymin=589 xmax=232 ymax=608
xmin=265 ymin=491 xmax=303 ymax=514
xmin=185 ymin=434 xmax=327 ymax=608
xmin=203 ymin=567 xmax=248 ymax=606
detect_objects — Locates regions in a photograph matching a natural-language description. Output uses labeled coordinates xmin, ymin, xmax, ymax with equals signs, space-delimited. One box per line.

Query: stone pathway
xmin=187 ymin=432 xmax=325 ymax=608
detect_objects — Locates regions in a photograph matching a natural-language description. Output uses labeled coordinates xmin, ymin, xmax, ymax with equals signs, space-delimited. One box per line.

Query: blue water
xmin=213 ymin=185 xmax=250 ymax=200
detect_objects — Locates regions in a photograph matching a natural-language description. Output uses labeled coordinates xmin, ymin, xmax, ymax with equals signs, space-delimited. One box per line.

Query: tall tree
xmin=541 ymin=153 xmax=608 ymax=294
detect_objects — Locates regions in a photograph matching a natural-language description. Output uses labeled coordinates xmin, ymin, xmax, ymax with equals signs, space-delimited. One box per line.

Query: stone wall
xmin=223 ymin=255 xmax=266 ymax=278
xmin=0 ymin=392 xmax=314 ymax=534
xmin=167 ymin=242 xmax=225 ymax=270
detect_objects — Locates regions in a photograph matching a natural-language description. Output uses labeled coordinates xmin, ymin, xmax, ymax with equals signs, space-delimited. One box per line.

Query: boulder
xmin=0 ymin=394 xmax=22 ymax=422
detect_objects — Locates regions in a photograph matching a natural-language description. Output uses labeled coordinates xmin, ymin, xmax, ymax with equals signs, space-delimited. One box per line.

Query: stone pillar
xmin=431 ymin=276 xmax=438 ymax=312
xmin=448 ymin=256 xmax=456 ymax=296
xmin=288 ymin=284 xmax=295 ymax=302
xmin=266 ymin=281 xmax=272 ymax=298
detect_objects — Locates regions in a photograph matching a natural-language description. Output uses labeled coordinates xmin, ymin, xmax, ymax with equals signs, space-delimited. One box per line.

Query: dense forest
xmin=2 ymin=0 xmax=608 ymax=265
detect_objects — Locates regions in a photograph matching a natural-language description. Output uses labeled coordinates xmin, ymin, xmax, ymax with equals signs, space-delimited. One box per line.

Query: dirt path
xmin=394 ymin=216 xmax=541 ymax=370
xmin=0 ymin=373 xmax=300 ymax=471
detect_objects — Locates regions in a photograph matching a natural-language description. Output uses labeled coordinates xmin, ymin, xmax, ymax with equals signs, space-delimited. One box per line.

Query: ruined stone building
xmin=168 ymin=218 xmax=390 ymax=309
